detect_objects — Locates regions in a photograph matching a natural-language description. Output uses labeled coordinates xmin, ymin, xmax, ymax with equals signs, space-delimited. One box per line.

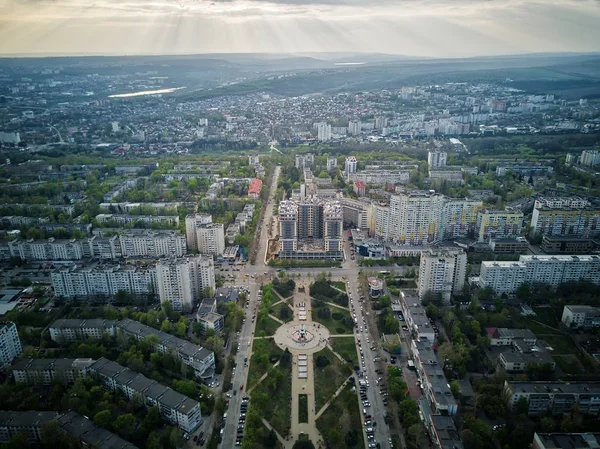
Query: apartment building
xmin=10 ymin=238 xmax=84 ymax=261
xmin=156 ymin=255 xmax=215 ymax=313
xmin=375 ymin=191 xmax=445 ymax=246
xmin=479 ymin=255 xmax=600 ymax=294
xmin=428 ymin=150 xmax=447 ymax=169
xmin=195 ymin=223 xmax=225 ymax=257
xmin=504 ymin=382 xmax=600 ymax=416
xmin=418 ymin=247 xmax=467 ymax=302
xmin=49 ymin=319 xmax=118 ymax=341
xmin=531 ymin=197 xmax=600 ymax=238
xmin=426 ymin=415 xmax=464 ymax=449
xmin=326 ymin=156 xmax=337 ymax=172
xmin=295 ymin=153 xmax=315 ymax=168
xmin=411 ymin=339 xmax=458 ymax=416
xmin=440 ymin=199 xmax=483 ymax=240
xmin=119 ymin=231 xmax=186 ymax=258
xmin=95 ymin=214 xmax=179 ymax=228
xmin=12 ymin=358 xmax=94 ymax=385
xmin=86 ymin=235 xmax=121 ymax=259
xmin=51 ymin=263 xmax=157 ymax=299
xmin=88 ymin=358 xmax=202 ymax=433
xmin=116 ymin=319 xmax=215 ymax=378
xmin=345 ymin=156 xmax=357 ymax=178
xmin=349 ymin=170 xmax=411 ymax=186
xmin=185 ymin=214 xmax=213 ymax=251
xmin=0 ymin=411 xmax=59 ymax=445
xmin=48 ymin=318 xmax=215 ymax=378
xmin=0 ymin=322 xmax=22 ymax=365
xmin=278 ymin=197 xmax=343 ymax=260
xmin=476 ymin=209 xmax=524 ymax=242
xmin=399 ymin=292 xmax=436 ymax=342
xmin=197 ymin=312 xmax=225 ymax=336
xmin=338 ymin=198 xmax=372 ymax=230
xmin=561 ymin=305 xmax=600 ymax=329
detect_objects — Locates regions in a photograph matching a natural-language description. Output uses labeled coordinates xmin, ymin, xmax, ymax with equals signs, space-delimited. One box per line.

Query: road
xmin=343 ymin=238 xmax=393 ymax=449
xmin=219 ymin=165 xmax=280 ymax=449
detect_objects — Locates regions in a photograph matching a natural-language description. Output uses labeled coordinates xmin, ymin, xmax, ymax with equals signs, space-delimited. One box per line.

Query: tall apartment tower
xmin=195 ymin=223 xmax=225 ymax=257
xmin=278 ymin=201 xmax=298 ymax=253
xmin=0 ymin=322 xmax=23 ymax=365
xmin=156 ymin=255 xmax=215 ymax=313
xmin=428 ymin=150 xmax=447 ymax=170
xmin=327 ymin=156 xmax=338 ymax=172
xmin=348 ymin=120 xmax=361 ymax=136
xmin=418 ymin=248 xmax=467 ymax=302
xmin=389 ymin=191 xmax=445 ymax=245
xmin=185 ymin=214 xmax=213 ymax=251
xmin=323 ymin=202 xmax=343 ymax=253
xmin=317 ymin=123 xmax=332 ymax=142
xmin=345 ymin=156 xmax=357 ymax=179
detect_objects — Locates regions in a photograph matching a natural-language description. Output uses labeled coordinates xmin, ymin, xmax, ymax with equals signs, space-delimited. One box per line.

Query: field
xmin=331 ymin=337 xmax=359 ymax=365
xmin=331 ymin=281 xmax=347 ymax=291
xmin=314 ymin=347 xmax=352 ymax=411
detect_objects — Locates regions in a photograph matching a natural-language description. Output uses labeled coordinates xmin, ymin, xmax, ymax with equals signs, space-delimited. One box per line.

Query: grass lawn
xmin=553 ymin=355 xmax=582 ymax=375
xmin=247 ymin=338 xmax=284 ymax=390
xmin=314 ymin=347 xmax=352 ymax=411
xmin=532 ymin=307 xmax=560 ymax=328
xmin=543 ymin=334 xmax=578 ymax=354
xmin=299 ymin=394 xmax=308 ymax=423
xmin=316 ymin=383 xmax=364 ymax=449
xmin=519 ymin=317 xmax=561 ymax=336
xmin=270 ymin=302 xmax=294 ymax=323
xmin=332 ymin=337 xmax=358 ymax=365
xmin=256 ymin=314 xmax=283 ymax=336
xmin=331 ymin=281 xmax=346 ymax=291
xmin=311 ymin=305 xmax=353 ymax=334
xmin=252 ymin=361 xmax=292 ymax=437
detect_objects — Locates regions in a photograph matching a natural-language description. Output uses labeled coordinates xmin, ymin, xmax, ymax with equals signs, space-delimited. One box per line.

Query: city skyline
xmin=1 ymin=0 xmax=600 ymax=57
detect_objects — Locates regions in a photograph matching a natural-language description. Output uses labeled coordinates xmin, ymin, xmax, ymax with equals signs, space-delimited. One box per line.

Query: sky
xmin=0 ymin=0 xmax=600 ymax=57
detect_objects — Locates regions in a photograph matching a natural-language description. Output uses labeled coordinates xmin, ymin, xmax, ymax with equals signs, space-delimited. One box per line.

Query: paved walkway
xmin=268 ymin=313 xmax=285 ymax=325
xmin=247 ymin=360 xmax=280 ymax=394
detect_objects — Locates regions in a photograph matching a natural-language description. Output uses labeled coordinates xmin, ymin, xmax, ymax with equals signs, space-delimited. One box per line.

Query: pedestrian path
xmin=268 ymin=313 xmax=285 ymax=325
xmin=324 ymin=301 xmax=350 ymax=311
xmin=261 ymin=417 xmax=287 ymax=446
xmin=247 ymin=360 xmax=280 ymax=394
xmin=314 ymin=378 xmax=349 ymax=419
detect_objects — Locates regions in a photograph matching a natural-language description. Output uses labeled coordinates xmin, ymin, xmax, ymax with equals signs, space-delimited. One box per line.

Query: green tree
xmin=93 ymin=410 xmax=113 ymax=429
xmin=113 ymin=413 xmax=136 ymax=437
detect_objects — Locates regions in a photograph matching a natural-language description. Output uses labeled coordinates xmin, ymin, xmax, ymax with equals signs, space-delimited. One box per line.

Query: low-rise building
xmin=197 ymin=312 xmax=225 ymax=336
xmin=0 ymin=322 xmax=22 ymax=365
xmin=486 ymin=328 xmax=537 ymax=346
xmin=49 ymin=319 xmax=118 ymax=341
xmin=504 ymin=381 xmax=600 ymax=416
xmin=532 ymin=432 xmax=600 ymax=449
xmin=561 ymin=305 xmax=600 ymax=329
xmin=498 ymin=351 xmax=556 ymax=373
xmin=12 ymin=358 xmax=94 ymax=385
xmin=248 ymin=178 xmax=262 ymax=199
xmin=541 ymin=236 xmax=596 ymax=254
xmin=89 ymin=357 xmax=202 ymax=433
xmin=489 ymin=237 xmax=529 ymax=254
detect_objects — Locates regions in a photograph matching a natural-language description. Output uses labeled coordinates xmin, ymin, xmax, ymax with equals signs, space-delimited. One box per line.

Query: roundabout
xmin=273 ymin=321 xmax=331 ymax=353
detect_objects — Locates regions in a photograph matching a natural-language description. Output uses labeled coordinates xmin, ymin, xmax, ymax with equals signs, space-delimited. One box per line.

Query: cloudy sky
xmin=0 ymin=0 xmax=599 ymax=57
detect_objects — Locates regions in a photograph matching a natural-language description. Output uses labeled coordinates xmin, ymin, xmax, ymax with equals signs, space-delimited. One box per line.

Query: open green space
xmin=247 ymin=338 xmax=284 ymax=390
xmin=517 ymin=317 xmax=561 ymax=336
xmin=269 ymin=302 xmax=294 ymax=323
xmin=298 ymin=394 xmax=308 ymax=423
xmin=316 ymin=383 xmax=364 ymax=449
xmin=251 ymin=357 xmax=292 ymax=438
xmin=314 ymin=347 xmax=352 ymax=411
xmin=553 ymin=355 xmax=583 ymax=375
xmin=531 ymin=307 xmax=561 ymax=328
xmin=256 ymin=314 xmax=282 ymax=336
xmin=331 ymin=337 xmax=359 ymax=365
xmin=331 ymin=281 xmax=346 ymax=291
xmin=543 ymin=334 xmax=579 ymax=355
xmin=311 ymin=305 xmax=353 ymax=335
